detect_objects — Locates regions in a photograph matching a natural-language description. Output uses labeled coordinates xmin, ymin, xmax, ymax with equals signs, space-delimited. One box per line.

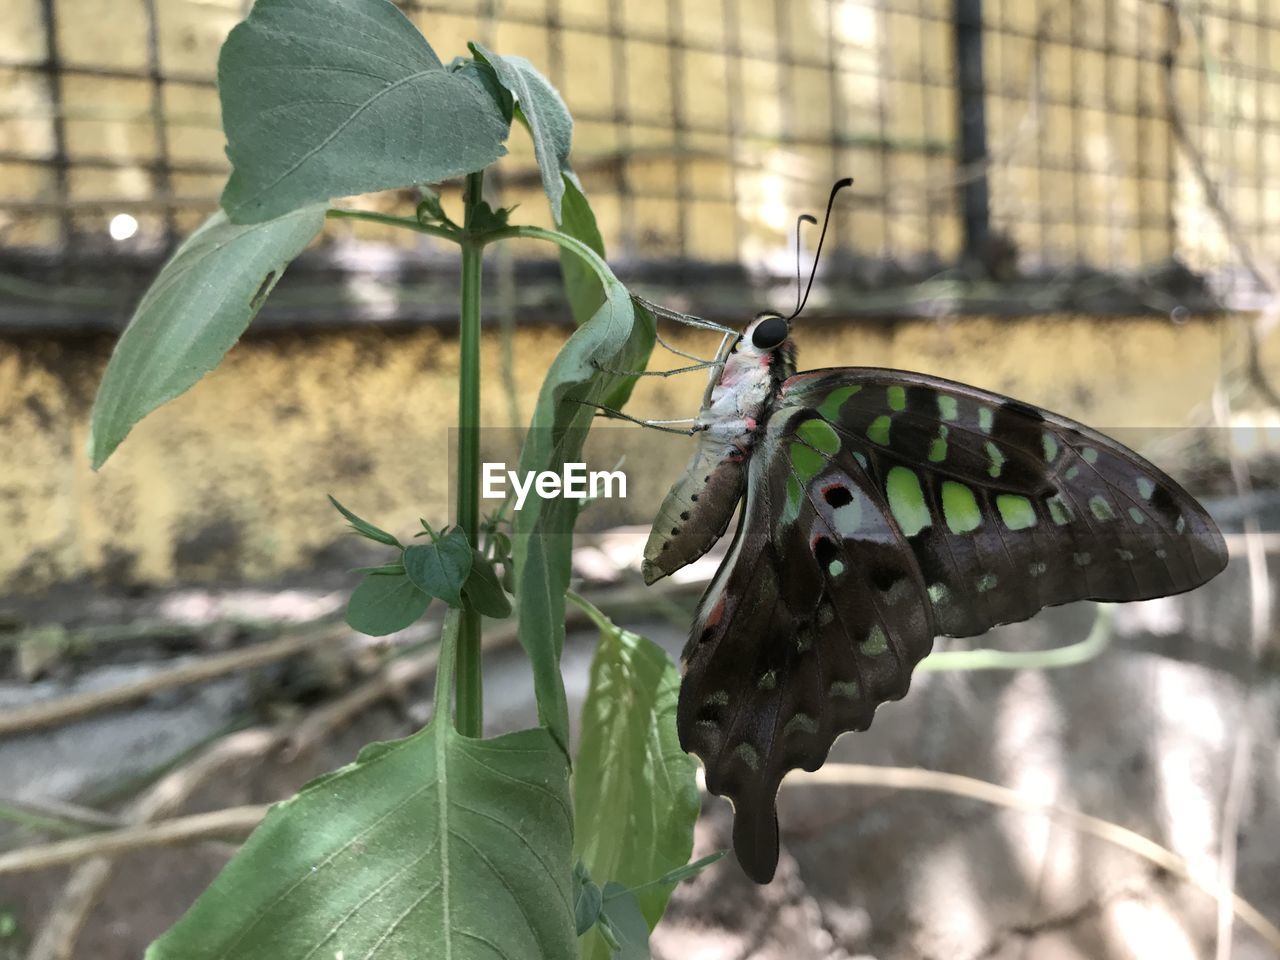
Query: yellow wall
xmin=0 ymin=313 xmax=1252 ymax=592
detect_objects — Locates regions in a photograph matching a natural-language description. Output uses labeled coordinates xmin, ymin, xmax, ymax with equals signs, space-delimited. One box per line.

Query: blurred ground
xmin=0 ymin=504 xmax=1277 ymax=960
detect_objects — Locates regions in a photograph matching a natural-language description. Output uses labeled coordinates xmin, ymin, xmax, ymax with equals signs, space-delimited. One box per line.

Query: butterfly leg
xmin=572 ymin=399 xmax=706 ymax=435
xmin=654 ymin=327 xmax=717 ymax=364
xmin=589 ymin=357 xmax=724 ymax=378
xmin=633 ymin=294 xmax=737 ymax=335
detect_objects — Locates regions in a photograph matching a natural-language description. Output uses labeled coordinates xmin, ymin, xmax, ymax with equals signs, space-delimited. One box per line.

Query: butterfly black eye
xmin=751 ymin=316 xmax=789 ymax=350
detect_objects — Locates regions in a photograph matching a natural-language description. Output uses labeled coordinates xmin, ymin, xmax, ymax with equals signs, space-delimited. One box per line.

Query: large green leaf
xmin=218 ymin=0 xmax=509 ymax=223
xmin=511 ymin=253 xmax=654 ymax=749
xmin=573 ymin=600 xmax=698 ymax=953
xmin=147 ymin=618 xmax=575 ymax=959
xmin=88 ymin=206 xmax=324 ymax=469
xmin=471 ymin=44 xmax=572 ymax=221
xmin=557 ymin=175 xmax=607 ymax=326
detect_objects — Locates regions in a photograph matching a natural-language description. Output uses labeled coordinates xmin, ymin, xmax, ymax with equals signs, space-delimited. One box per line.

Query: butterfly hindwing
xmin=780 ymin=368 xmax=1229 ymax=637
xmin=680 ymin=366 xmax=1228 ymax=882
xmin=677 ymin=406 xmax=935 ymax=882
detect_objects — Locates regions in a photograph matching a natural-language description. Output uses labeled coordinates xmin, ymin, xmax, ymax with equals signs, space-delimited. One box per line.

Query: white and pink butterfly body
xmin=641 ymin=315 xmax=796 ymax=585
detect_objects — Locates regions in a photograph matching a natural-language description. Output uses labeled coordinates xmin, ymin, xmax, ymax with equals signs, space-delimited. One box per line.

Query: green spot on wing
xmin=1081 ymin=447 xmax=1099 ymax=464
xmin=783 ymin=474 xmax=804 ymax=524
xmin=790 ymin=441 xmax=825 ymax=482
xmin=797 ymin=417 xmax=841 ymax=455
xmin=828 ymin=559 xmax=845 ymax=577
xmin=887 ymin=385 xmax=906 ymax=411
xmin=976 ymin=572 xmax=998 ymax=592
xmin=996 ymin=494 xmax=1037 ymax=530
xmin=1089 ymin=495 xmax=1116 ymax=521
xmin=818 ymin=384 xmax=862 ymax=420
xmin=757 ymin=670 xmax=777 ymax=691
xmin=1128 ymin=506 xmax=1146 ymax=524
xmin=733 ymin=743 xmax=760 ymax=771
xmin=886 ymin=466 xmax=931 ymax=536
xmin=1136 ymin=477 xmax=1155 ymax=499
xmin=941 ymin=480 xmax=982 ymax=534
xmin=784 ymin=713 xmax=818 ymax=736
xmin=1047 ymin=494 xmax=1073 ymax=525
xmin=860 ymin=625 xmax=888 ymax=656
xmin=937 ymin=394 xmax=958 ymax=421
xmin=928 ymin=424 xmax=949 ymax=463
xmin=867 ymin=415 xmax=891 ymax=446
xmin=1042 ymin=433 xmax=1059 ymax=462
xmin=829 ymin=680 xmax=861 ymax=699
xmin=985 ymin=440 xmax=1006 ymax=478
xmin=978 ymin=406 xmax=994 ymax=433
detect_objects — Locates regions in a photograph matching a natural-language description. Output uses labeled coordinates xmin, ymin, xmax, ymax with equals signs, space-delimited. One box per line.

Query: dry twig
xmin=0 ymin=624 xmax=347 ymax=739
xmin=0 ymin=805 xmax=267 ymax=875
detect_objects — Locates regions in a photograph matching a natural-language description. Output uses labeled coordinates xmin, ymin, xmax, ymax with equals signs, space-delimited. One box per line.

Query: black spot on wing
xmin=869 ymin=564 xmax=904 ymax=593
xmin=1149 ymin=484 xmax=1183 ymax=525
xmin=1002 ymin=398 xmax=1046 ymax=422
xmin=813 ymin=536 xmax=838 ymax=567
xmin=824 ymin=485 xmax=854 ymax=508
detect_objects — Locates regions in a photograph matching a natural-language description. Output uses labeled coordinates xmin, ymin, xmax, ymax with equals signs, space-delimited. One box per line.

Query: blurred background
xmin=1 ymin=0 xmax=1278 ymax=958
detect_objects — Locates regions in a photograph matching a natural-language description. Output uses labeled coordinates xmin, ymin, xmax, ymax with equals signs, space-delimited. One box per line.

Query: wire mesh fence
xmin=0 ymin=0 xmax=1276 ymax=329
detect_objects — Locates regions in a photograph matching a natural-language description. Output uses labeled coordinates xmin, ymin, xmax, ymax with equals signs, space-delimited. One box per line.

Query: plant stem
xmin=918 ymin=603 xmax=1113 ymax=673
xmin=454 ymin=170 xmax=486 ymax=738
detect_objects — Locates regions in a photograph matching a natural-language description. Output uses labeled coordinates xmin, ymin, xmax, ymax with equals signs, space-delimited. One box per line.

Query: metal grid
xmin=0 ymin=0 xmax=1275 ymax=328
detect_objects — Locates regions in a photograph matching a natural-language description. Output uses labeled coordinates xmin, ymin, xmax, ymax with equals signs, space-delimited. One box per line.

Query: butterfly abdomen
xmin=642 ymin=439 xmax=746 ymax=584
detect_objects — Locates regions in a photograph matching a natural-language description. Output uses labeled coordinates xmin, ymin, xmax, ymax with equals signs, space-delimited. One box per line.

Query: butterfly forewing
xmin=678 ymin=406 xmax=935 ymax=882
xmin=780 ymin=368 xmax=1229 ymax=637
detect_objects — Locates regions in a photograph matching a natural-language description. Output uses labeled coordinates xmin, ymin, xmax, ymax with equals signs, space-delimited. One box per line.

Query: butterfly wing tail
xmin=729 ymin=785 xmax=781 ymax=883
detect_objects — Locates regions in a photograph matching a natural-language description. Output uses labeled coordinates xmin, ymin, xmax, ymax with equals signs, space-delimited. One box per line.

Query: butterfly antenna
xmin=793 ymin=213 xmax=817 ymax=316
xmin=787 ymin=177 xmax=853 ymax=321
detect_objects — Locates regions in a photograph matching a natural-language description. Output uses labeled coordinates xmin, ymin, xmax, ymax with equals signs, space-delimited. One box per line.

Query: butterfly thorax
xmin=641 ymin=315 xmax=796 ymax=584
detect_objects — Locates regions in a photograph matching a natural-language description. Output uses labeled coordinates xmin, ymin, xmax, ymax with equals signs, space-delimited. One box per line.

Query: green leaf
xmin=345 ymin=572 xmax=430 ymax=636
xmin=573 ymin=862 xmax=603 ymax=936
xmin=450 ymin=56 xmax=515 ymax=124
xmin=88 ymin=206 xmax=324 ymax=469
xmin=470 ymin=43 xmax=573 ymax=221
xmin=558 ymin=175 xmax=607 ymax=326
xmin=353 ymin=562 xmax=407 ymax=576
xmin=595 ymin=884 xmax=649 ymax=960
xmin=218 ymin=0 xmax=509 ymax=222
xmin=491 ymin=530 xmax=513 ymax=560
xmin=512 ymin=257 xmax=654 ymax=749
xmin=145 ymin=642 xmax=575 ymax=958
xmin=572 ymin=599 xmax=698 ymax=939
xmin=463 ymin=551 xmax=512 ymax=619
xmin=328 ymin=494 xmax=401 ymax=546
xmin=403 ymin=528 xmax=473 ymax=607
xmin=415 ymin=189 xmax=452 ymax=227
xmin=467 ymin=199 xmax=513 ymax=233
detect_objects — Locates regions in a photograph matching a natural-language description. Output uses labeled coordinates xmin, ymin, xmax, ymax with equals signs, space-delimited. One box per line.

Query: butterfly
xmin=637 ymin=182 xmax=1229 ymax=884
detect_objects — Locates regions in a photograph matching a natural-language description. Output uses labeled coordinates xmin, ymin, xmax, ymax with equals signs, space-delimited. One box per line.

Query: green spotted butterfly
xmin=638 ymin=185 xmax=1229 ymax=884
